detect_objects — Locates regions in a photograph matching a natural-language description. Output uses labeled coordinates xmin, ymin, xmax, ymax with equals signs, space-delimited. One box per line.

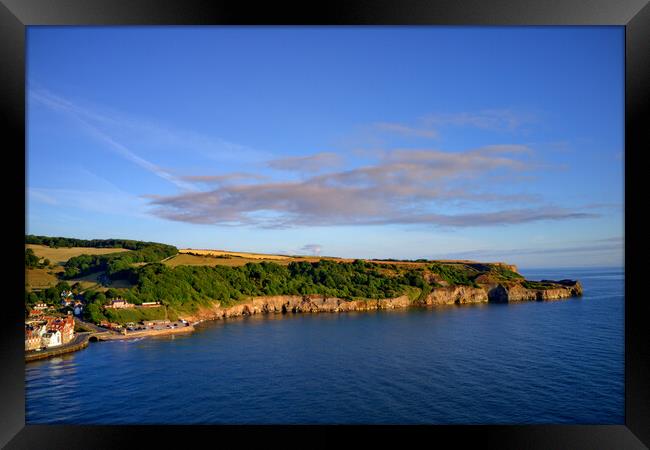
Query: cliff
xmin=487 ymin=280 xmax=583 ymax=302
xmin=179 ymin=279 xmax=583 ymax=324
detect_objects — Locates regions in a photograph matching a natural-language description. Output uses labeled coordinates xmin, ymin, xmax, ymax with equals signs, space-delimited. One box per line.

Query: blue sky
xmin=26 ymin=26 xmax=624 ymax=268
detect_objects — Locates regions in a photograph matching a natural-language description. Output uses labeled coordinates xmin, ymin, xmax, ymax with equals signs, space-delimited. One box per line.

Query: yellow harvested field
xmin=25 ymin=245 xmax=135 ymax=291
xmin=165 ymin=253 xmax=243 ymax=267
xmin=179 ymin=248 xmax=290 ymax=260
xmin=26 ymin=244 xmax=130 ymax=265
xmin=26 ymin=268 xmax=134 ymax=292
xmin=25 ymin=268 xmax=59 ymax=290
xmin=167 ymin=251 xmax=324 ymax=267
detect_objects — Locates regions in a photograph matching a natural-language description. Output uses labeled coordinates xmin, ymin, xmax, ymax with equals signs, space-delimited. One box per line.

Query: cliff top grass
xmin=521 ymin=280 xmax=559 ymax=290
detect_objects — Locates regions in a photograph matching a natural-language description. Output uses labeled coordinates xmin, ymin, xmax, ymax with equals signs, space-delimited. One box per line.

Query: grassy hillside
xmin=25 ymin=236 xmax=177 ymax=294
xmin=25 ymin=267 xmax=60 ymax=290
xmin=26 ymin=244 xmax=131 ymax=265
xmin=25 ymin=245 xmax=132 ymax=291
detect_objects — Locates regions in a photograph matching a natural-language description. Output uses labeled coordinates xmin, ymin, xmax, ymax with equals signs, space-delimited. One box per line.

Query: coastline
xmin=25 ymin=267 xmax=623 ymax=427
xmin=25 ymin=323 xmax=195 ymax=363
xmin=25 ymin=333 xmax=92 ymax=362
xmin=92 ymin=324 xmax=195 ymax=341
xmin=179 ymin=280 xmax=583 ymax=325
xmin=26 ymin=280 xmax=582 ymax=362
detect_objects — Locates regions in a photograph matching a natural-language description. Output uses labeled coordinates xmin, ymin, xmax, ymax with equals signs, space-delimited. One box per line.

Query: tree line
xmin=26 ymin=234 xmax=172 ymax=250
xmin=25 ymin=248 xmax=50 ymax=269
xmin=62 ymin=243 xmax=177 ymax=279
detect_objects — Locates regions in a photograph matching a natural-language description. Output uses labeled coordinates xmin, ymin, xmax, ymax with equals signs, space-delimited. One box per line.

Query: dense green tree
xmin=84 ymin=303 xmax=107 ymax=323
xmin=104 ymin=259 xmax=427 ymax=313
xmin=25 ymin=249 xmax=40 ymax=268
xmin=63 ymin=242 xmax=177 ymax=280
xmin=56 ymin=281 xmax=71 ymax=292
xmin=105 ymin=288 xmax=120 ymax=299
xmin=95 ymin=293 xmax=107 ymax=306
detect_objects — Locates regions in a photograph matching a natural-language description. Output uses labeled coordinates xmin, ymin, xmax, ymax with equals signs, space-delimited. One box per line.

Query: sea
xmin=25 ymin=266 xmax=624 ymax=424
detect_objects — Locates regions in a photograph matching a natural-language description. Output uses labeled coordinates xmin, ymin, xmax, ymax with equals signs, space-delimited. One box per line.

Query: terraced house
xmin=47 ymin=316 xmax=75 ymax=344
xmin=24 ymin=324 xmax=46 ymax=351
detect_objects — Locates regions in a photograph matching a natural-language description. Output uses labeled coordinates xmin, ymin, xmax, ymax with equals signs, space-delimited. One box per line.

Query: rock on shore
xmin=487 ymin=280 xmax=583 ymax=303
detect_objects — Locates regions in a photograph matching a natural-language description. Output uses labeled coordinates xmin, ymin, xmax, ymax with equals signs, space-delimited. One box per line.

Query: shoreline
xmin=25 ymin=323 xmax=195 ymax=363
xmin=25 ymin=333 xmax=92 ymax=362
xmin=181 ymin=281 xmax=583 ymax=325
xmin=26 ymin=281 xmax=582 ymax=362
xmin=92 ymin=324 xmax=195 ymax=341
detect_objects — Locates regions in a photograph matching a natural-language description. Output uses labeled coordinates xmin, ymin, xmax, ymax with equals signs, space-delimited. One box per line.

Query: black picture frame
xmin=2 ymin=1 xmax=647 ymax=448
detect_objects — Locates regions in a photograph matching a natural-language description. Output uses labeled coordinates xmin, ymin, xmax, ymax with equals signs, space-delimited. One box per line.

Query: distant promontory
xmin=25 ymin=235 xmax=583 ymax=329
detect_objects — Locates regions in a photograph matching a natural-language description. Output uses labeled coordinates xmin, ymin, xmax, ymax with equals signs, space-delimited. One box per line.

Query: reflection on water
xmin=26 ymin=267 xmax=624 ymax=425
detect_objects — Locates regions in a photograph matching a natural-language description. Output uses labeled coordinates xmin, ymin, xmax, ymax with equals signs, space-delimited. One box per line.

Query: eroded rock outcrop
xmin=181 ymin=294 xmax=413 ymax=323
xmin=423 ymin=286 xmax=488 ymax=305
xmin=179 ymin=280 xmax=582 ymax=324
xmin=487 ymin=281 xmax=583 ymax=302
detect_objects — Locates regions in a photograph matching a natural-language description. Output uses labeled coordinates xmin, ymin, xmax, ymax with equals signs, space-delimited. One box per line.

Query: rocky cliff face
xmin=417 ymin=280 xmax=583 ymax=305
xmin=179 ymin=280 xmax=582 ymax=324
xmin=180 ymin=294 xmax=413 ymax=323
xmin=486 ymin=280 xmax=583 ymax=303
xmin=423 ymin=286 xmax=488 ymax=305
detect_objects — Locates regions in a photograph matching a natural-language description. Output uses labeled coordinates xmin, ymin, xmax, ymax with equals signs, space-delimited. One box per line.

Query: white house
xmin=41 ymin=330 xmax=62 ymax=348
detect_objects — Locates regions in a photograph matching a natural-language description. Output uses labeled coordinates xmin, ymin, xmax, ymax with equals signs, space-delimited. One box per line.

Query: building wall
xmin=42 ymin=331 xmax=62 ymax=348
xmin=25 ymin=336 xmax=41 ymax=351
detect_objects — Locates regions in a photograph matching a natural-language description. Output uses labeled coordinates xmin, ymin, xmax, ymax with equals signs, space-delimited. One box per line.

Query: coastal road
xmin=74 ymin=317 xmax=110 ymax=334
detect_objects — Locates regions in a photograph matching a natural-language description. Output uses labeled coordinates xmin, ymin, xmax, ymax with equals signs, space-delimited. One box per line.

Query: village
xmin=25 ymin=290 xmax=81 ymax=351
xmin=25 ymin=289 xmax=191 ymax=356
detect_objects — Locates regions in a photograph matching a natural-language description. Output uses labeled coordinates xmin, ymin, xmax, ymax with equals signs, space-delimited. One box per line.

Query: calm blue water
xmin=26 ymin=267 xmax=624 ymax=424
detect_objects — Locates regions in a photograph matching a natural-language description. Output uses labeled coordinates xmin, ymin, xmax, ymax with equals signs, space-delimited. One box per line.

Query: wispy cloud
xmin=422 ymin=109 xmax=536 ymax=132
xmin=30 ymin=92 xmax=584 ymax=231
xmin=300 ymin=244 xmax=322 ymax=256
xmin=367 ymin=109 xmax=535 ymax=143
xmin=146 ymin=145 xmax=595 ymax=228
xmin=374 ymin=122 xmax=438 ymax=139
xmin=83 ymin=124 xmax=199 ymax=192
xmin=30 ymin=89 xmax=199 ymax=192
xmin=27 ymin=188 xmax=58 ymax=205
xmin=180 ymin=173 xmax=268 ymax=185
xmin=267 ymin=152 xmax=343 ymax=172
xmin=29 ymin=89 xmax=274 ymax=191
